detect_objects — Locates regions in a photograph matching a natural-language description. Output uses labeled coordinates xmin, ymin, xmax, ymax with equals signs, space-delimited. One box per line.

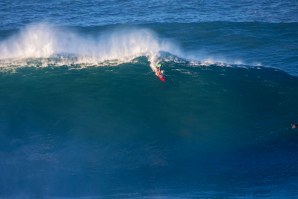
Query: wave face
xmin=0 ymin=63 xmax=298 ymax=198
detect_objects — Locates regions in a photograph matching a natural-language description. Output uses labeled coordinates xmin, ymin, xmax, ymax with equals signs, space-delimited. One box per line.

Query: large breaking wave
xmin=0 ymin=23 xmax=255 ymax=71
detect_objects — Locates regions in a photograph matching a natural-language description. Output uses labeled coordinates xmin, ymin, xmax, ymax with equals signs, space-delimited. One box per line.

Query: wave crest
xmin=0 ymin=23 xmax=261 ymax=71
xmin=0 ymin=23 xmax=178 ymax=67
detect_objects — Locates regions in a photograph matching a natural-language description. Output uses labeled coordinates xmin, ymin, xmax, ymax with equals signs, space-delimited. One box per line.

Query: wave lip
xmin=0 ymin=23 xmax=178 ymax=67
xmin=0 ymin=23 xmax=265 ymax=73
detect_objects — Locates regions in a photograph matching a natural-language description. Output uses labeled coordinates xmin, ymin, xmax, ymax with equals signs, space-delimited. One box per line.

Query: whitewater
xmin=0 ymin=23 xmax=262 ymax=72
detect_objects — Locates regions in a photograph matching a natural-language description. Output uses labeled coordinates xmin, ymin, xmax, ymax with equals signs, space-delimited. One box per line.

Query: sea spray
xmin=0 ymin=23 xmax=57 ymax=59
xmin=0 ymin=23 xmax=178 ymax=70
xmin=0 ymin=23 xmax=262 ymax=72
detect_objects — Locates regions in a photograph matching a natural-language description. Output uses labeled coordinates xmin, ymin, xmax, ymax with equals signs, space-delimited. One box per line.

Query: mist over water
xmin=0 ymin=23 xmax=266 ymax=72
xmin=0 ymin=23 xmax=177 ymax=66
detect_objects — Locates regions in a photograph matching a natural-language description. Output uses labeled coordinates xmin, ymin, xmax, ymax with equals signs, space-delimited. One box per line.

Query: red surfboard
xmin=155 ymin=70 xmax=165 ymax=82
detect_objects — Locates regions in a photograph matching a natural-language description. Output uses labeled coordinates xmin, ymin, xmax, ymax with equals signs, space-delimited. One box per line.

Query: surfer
xmin=291 ymin=123 xmax=298 ymax=129
xmin=156 ymin=63 xmax=162 ymax=73
xmin=155 ymin=63 xmax=165 ymax=82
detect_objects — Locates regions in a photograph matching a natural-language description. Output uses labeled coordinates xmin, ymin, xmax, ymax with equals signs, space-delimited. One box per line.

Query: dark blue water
xmin=0 ymin=1 xmax=298 ymax=198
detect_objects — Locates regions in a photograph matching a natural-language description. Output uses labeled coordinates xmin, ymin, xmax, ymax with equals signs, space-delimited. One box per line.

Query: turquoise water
xmin=0 ymin=1 xmax=298 ymax=198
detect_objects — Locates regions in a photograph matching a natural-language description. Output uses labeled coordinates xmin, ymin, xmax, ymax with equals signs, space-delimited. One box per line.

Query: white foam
xmin=0 ymin=23 xmax=177 ymax=70
xmin=0 ymin=23 xmax=260 ymax=71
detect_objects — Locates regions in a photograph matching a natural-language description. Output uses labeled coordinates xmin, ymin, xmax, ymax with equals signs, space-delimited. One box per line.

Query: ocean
xmin=0 ymin=1 xmax=298 ymax=198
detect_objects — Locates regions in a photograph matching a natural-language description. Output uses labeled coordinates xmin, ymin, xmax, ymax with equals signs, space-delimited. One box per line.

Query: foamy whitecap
xmin=0 ymin=23 xmax=259 ymax=71
xmin=0 ymin=23 xmax=178 ymax=68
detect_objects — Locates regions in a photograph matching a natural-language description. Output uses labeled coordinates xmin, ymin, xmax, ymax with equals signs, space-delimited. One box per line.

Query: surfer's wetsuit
xmin=156 ymin=64 xmax=162 ymax=73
